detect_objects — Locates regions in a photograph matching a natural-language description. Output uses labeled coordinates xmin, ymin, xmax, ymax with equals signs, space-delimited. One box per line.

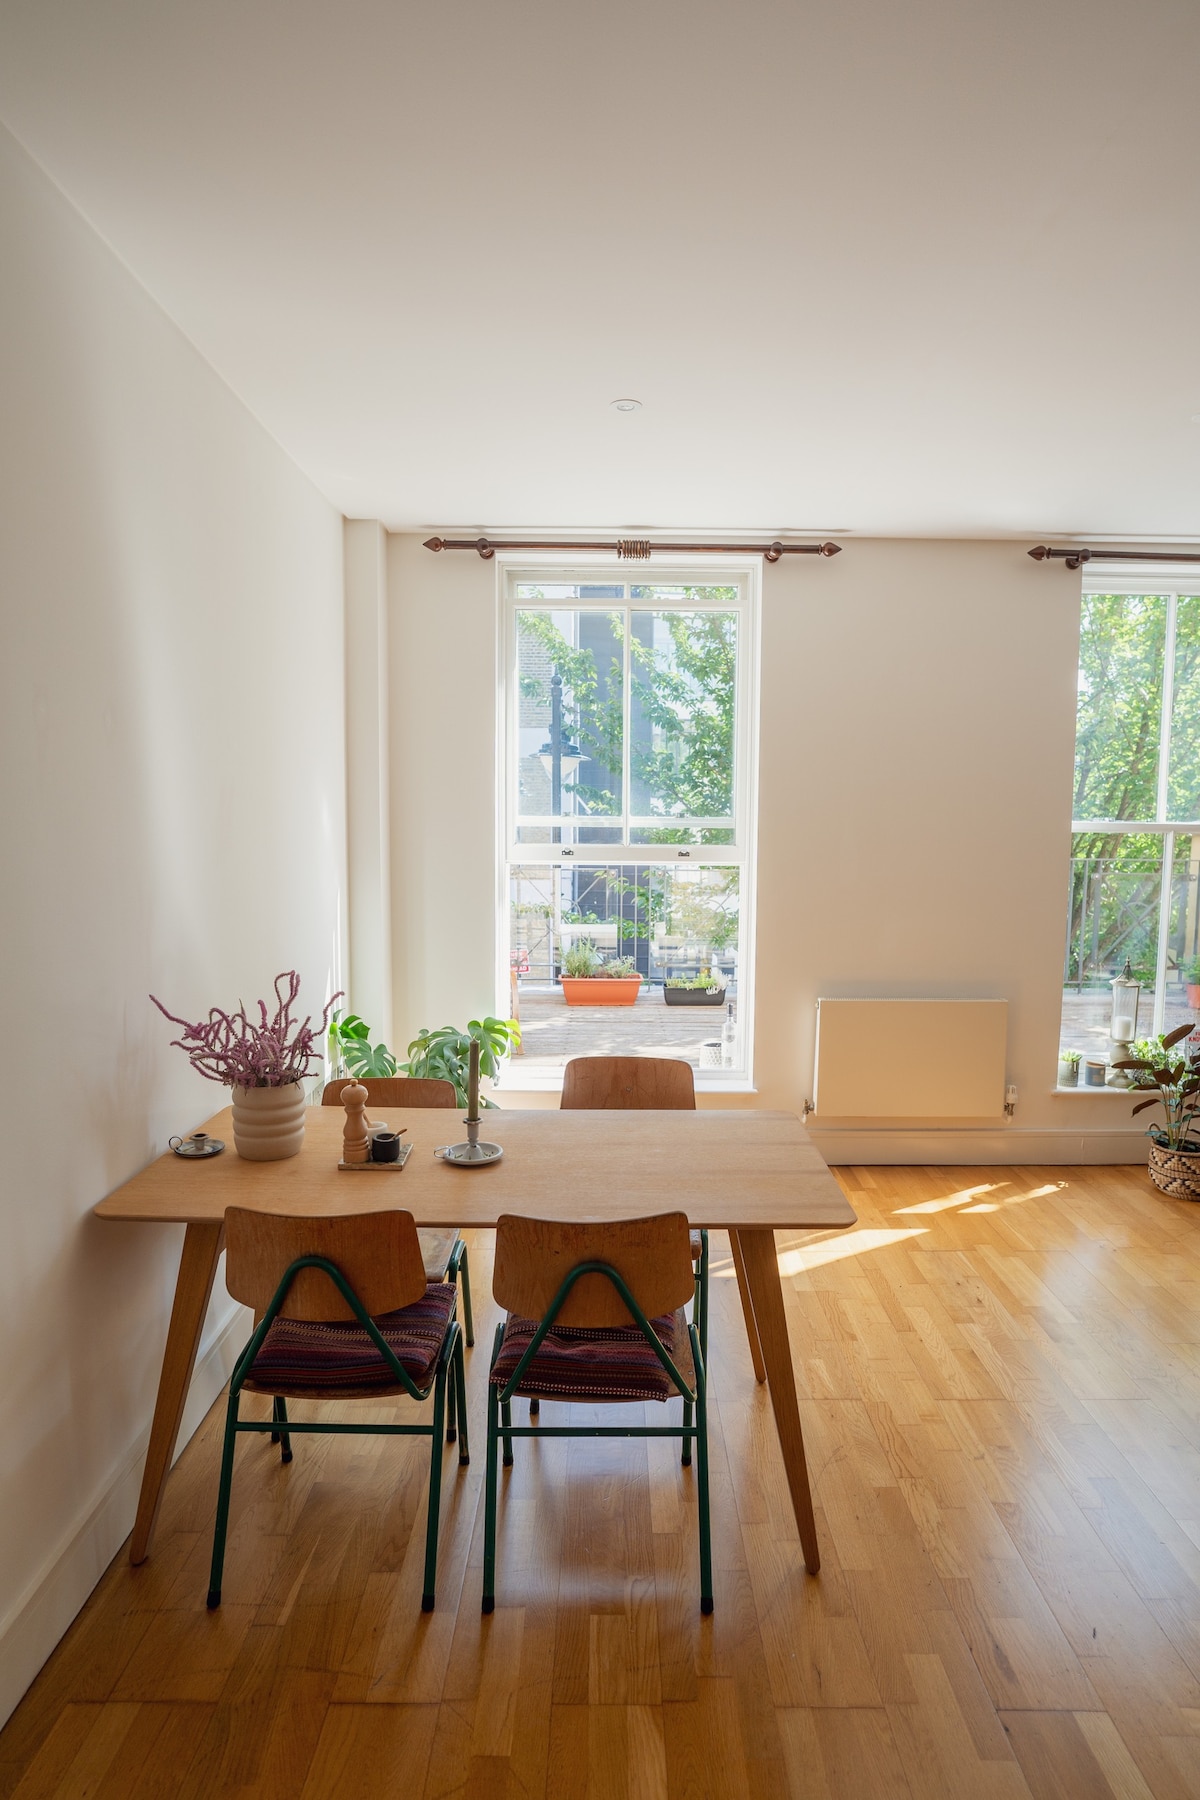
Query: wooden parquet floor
xmin=3 ymin=1165 xmax=1200 ymax=1798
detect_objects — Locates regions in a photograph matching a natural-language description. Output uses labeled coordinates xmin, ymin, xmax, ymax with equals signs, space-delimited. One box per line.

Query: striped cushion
xmin=490 ymin=1308 xmax=693 ymax=1403
xmin=242 ymin=1283 xmax=456 ymax=1398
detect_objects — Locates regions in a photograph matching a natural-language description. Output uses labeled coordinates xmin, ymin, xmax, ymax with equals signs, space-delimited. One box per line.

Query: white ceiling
xmin=2 ymin=0 xmax=1199 ymax=539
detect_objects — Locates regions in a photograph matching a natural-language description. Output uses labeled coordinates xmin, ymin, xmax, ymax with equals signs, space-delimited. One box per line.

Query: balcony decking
xmin=504 ymin=984 xmax=732 ymax=1075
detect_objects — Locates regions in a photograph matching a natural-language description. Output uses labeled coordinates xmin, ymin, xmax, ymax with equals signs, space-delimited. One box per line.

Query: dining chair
xmin=559 ymin=1055 xmax=765 ymax=1382
xmin=322 ymin=1076 xmax=473 ymax=1352
xmin=483 ymin=1211 xmax=712 ymax=1614
xmin=209 ymin=1206 xmax=468 ymax=1614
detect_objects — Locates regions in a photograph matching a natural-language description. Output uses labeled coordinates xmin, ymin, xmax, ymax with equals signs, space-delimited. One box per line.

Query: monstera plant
xmin=401 ymin=1017 xmax=521 ymax=1108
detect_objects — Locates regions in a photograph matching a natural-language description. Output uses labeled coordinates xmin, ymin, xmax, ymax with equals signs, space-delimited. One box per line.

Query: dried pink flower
xmin=150 ymin=971 xmax=344 ymax=1089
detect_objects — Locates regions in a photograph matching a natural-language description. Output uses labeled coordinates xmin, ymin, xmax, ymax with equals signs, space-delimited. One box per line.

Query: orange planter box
xmin=561 ymin=978 xmax=643 ymax=1007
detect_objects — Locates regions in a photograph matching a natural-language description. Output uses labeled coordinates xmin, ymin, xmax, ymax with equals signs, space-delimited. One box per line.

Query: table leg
xmin=728 ymin=1232 xmax=767 ymax=1383
xmin=129 ymin=1220 xmax=225 ymax=1565
xmin=733 ymin=1228 xmax=820 ymax=1574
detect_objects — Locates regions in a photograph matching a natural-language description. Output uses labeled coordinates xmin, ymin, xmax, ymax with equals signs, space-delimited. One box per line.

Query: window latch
xmin=677 ymin=849 xmax=691 ymax=858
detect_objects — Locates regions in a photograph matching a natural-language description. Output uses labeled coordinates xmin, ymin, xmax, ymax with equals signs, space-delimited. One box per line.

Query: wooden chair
xmin=322 ymin=1076 xmax=473 ymax=1350
xmin=209 ymin=1208 xmax=468 ymax=1614
xmin=559 ymin=1056 xmax=766 ymax=1383
xmin=483 ymin=1212 xmax=711 ymax=1614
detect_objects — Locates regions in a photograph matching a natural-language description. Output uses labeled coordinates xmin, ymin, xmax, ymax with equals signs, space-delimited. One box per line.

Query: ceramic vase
xmin=231 ymin=1080 xmax=306 ymax=1161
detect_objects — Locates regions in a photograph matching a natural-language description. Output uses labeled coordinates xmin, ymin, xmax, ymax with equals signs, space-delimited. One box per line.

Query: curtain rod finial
xmin=1028 ymin=545 xmax=1050 ymax=561
xmin=818 ymin=541 xmax=842 ymax=557
xmin=423 ymin=537 xmax=445 ymax=553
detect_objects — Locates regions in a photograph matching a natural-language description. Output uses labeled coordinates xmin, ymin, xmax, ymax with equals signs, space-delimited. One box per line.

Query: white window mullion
xmin=1153 ymin=830 xmax=1175 ymax=1037
xmin=1156 ymin=592 xmax=1178 ymax=824
xmin=622 ymin=601 xmax=633 ymax=845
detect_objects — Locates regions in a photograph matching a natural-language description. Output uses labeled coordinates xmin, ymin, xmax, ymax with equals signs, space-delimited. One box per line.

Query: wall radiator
xmin=813 ymin=998 xmax=1008 ymax=1119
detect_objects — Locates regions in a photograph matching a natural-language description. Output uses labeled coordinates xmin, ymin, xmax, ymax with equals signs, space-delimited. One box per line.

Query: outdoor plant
xmin=667 ymin=967 xmax=723 ymax=991
xmin=561 ymin=940 xmax=601 ymax=979
xmin=328 ymin=1011 xmax=398 ymax=1079
xmin=1058 ymin=1049 xmax=1082 ymax=1067
xmin=1184 ymin=956 xmax=1200 ymax=984
xmin=401 ymin=1017 xmax=521 ymax=1108
xmin=1114 ymin=1021 xmax=1200 ymax=1149
xmin=151 ymin=971 xmax=341 ymax=1088
xmin=599 ymin=955 xmax=640 ymax=978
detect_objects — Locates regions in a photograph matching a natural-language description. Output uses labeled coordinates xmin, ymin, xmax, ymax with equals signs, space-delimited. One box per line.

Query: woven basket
xmin=1148 ymin=1139 xmax=1200 ymax=1201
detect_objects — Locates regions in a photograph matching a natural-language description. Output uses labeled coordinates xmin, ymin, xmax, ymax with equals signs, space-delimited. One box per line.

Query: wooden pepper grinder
xmin=341 ymin=1081 xmax=371 ymax=1165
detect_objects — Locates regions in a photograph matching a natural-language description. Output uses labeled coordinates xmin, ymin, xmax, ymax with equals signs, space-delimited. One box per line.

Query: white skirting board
xmin=0 ymin=1299 xmax=250 ymax=1731
xmin=814 ymin=998 xmax=1008 ymax=1119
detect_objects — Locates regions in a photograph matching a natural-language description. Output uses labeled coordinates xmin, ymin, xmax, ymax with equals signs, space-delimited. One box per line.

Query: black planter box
xmin=663 ymin=986 xmax=727 ymax=1006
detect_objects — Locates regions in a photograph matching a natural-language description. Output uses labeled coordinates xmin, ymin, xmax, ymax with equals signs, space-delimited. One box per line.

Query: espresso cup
xmin=371 ymin=1131 xmax=401 ymax=1163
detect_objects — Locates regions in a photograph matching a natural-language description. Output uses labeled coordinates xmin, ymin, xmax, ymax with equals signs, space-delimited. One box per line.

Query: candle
xmin=467 ymin=1036 xmax=480 ymax=1121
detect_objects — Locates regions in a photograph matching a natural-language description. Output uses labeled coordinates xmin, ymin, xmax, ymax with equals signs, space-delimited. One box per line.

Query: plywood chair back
xmin=493 ymin=1212 xmax=694 ymax=1329
xmin=560 ymin=1056 xmax=695 ymax=1111
xmin=322 ymin=1076 xmax=458 ymax=1108
xmin=224 ymin=1208 xmax=427 ymax=1322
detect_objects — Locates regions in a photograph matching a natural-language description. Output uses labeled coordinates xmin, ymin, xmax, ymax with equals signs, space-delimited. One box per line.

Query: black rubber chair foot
xmin=466 ymin=1335 xmax=475 ymax=1348
xmin=502 ymin=1456 xmax=513 ymax=1469
xmin=446 ymin=1426 xmax=457 ymax=1443
xmin=482 ymin=1596 xmax=495 ymax=1614
xmin=528 ymin=1398 xmax=540 ymax=1416
xmin=281 ymin=1450 xmax=293 ymax=1464
xmin=459 ymin=1452 xmax=470 ymax=1466
xmin=681 ymin=1454 xmax=692 ymax=1468
xmin=207 ymin=1590 xmax=221 ymax=1610
xmin=421 ymin=1593 xmax=435 ymax=1613
xmin=701 ymin=1597 xmax=714 ymax=1615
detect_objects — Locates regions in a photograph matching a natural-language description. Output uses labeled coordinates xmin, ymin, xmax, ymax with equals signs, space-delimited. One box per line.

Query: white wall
xmin=0 ymin=125 xmax=346 ymax=1723
xmin=385 ymin=531 xmax=1146 ymax=1159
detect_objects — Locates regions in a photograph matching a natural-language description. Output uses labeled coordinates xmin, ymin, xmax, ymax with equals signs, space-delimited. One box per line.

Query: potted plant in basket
xmin=151 ymin=971 xmax=341 ymax=1161
xmin=559 ymin=942 xmax=644 ymax=1007
xmin=1057 ymin=1048 xmax=1082 ymax=1087
xmin=1113 ymin=1021 xmax=1200 ymax=1199
xmin=664 ymin=966 xmax=727 ymax=1007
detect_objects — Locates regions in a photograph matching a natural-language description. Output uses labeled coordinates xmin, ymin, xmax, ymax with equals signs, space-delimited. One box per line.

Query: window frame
xmin=494 ymin=552 xmax=762 ymax=1092
xmin=1071 ymin=567 xmax=1200 ymax=1039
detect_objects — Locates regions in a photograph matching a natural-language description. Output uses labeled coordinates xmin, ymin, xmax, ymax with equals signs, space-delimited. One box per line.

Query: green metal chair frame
xmin=207 ymin=1251 xmax=468 ymax=1615
xmin=483 ymin=1258 xmax=712 ymax=1615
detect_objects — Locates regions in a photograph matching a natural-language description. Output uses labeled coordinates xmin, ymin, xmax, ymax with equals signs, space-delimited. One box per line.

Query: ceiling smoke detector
xmin=611 ymin=397 xmax=642 ymax=412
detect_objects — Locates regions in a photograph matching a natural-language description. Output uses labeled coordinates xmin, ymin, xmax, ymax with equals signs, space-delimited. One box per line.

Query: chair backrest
xmin=493 ymin=1213 xmax=694 ymax=1328
xmin=224 ymin=1208 xmax=427 ymax=1322
xmin=560 ymin=1055 xmax=696 ymax=1110
xmin=322 ymin=1076 xmax=458 ymax=1109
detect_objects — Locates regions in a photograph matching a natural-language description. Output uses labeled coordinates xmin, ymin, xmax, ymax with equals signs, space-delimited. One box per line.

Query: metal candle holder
xmin=436 ymin=1038 xmax=504 ymax=1165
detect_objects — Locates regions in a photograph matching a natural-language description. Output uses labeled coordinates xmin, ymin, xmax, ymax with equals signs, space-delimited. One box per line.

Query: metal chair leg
xmin=446 ymin=1359 xmax=458 ymax=1443
xmin=206 ymin=1389 xmax=241 ymax=1609
xmin=454 ymin=1332 xmax=470 ymax=1466
xmin=273 ymin=1395 xmax=292 ymax=1463
xmin=458 ymin=1243 xmax=475 ymax=1348
xmin=421 ymin=1354 xmax=449 ymax=1613
xmin=483 ymin=1378 xmax=500 ymax=1613
xmin=682 ymin=1398 xmax=693 ymax=1466
xmin=694 ymin=1337 xmax=713 ymax=1614
xmin=501 ymin=1398 xmax=514 ymax=1467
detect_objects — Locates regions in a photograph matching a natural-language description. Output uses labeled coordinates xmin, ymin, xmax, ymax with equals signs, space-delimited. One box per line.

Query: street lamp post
xmin=538 ymin=668 xmax=582 ymax=847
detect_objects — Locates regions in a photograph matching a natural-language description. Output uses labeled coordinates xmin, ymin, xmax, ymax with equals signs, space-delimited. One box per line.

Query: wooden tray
xmin=338 ymin=1143 xmax=412 ymax=1172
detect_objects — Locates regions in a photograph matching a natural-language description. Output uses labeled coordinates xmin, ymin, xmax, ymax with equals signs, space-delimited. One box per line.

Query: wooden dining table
xmin=95 ymin=1104 xmax=857 ymax=1572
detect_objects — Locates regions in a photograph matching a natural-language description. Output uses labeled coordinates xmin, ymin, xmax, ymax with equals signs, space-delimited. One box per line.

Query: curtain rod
xmin=423 ymin=535 xmax=841 ymax=562
xmin=1029 ymin=545 xmax=1200 ymax=570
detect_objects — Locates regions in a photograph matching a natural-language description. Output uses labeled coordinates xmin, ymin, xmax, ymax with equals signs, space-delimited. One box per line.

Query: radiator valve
xmin=1004 ymin=1084 xmax=1018 ymax=1118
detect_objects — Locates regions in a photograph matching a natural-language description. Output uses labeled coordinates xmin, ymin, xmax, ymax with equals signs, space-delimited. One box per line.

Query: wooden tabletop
xmin=95 ymin=1105 xmax=857 ymax=1232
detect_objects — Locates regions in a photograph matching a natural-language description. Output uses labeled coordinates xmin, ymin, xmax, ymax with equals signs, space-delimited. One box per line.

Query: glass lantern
xmin=1109 ymin=959 xmax=1141 ymax=1047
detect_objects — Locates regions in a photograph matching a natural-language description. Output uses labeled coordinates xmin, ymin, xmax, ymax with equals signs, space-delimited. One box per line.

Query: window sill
xmin=1050 ymin=1085 xmax=1140 ymax=1096
xmin=496 ymin=1072 xmax=758 ymax=1096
